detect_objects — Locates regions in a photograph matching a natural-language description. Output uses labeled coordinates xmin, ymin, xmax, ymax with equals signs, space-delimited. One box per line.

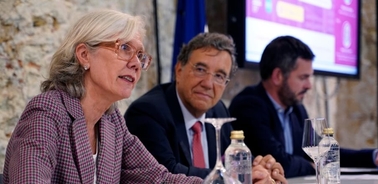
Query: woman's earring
xmin=84 ymin=65 xmax=89 ymax=70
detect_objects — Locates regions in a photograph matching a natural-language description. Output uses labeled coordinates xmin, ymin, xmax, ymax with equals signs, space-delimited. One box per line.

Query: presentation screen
xmin=228 ymin=0 xmax=360 ymax=79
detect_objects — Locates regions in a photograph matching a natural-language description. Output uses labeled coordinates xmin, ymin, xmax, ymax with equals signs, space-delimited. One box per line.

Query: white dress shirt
xmin=176 ymin=90 xmax=209 ymax=168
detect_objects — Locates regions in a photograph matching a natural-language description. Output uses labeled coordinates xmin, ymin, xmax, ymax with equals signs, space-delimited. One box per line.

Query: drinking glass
xmin=203 ymin=118 xmax=241 ymax=184
xmin=302 ymin=117 xmax=330 ymax=184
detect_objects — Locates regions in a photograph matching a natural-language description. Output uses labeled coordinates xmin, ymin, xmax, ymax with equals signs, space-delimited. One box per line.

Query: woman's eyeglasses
xmin=96 ymin=39 xmax=152 ymax=70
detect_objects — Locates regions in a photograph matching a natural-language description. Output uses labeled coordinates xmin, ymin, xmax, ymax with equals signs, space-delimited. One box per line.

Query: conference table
xmin=287 ymin=168 xmax=378 ymax=184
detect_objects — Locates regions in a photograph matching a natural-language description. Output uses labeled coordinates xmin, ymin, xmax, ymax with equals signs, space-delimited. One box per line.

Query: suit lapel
xmin=61 ymin=91 xmax=94 ymax=183
xmin=166 ymin=84 xmax=192 ymax=165
xmin=275 ymin=115 xmax=286 ymax=148
xmin=204 ymin=110 xmax=217 ymax=168
xmin=290 ymin=108 xmax=304 ymax=155
xmin=205 ymin=122 xmax=216 ymax=168
xmin=256 ymin=83 xmax=286 ymax=147
xmin=70 ymin=117 xmax=95 ymax=184
xmin=176 ymin=120 xmax=192 ymax=165
xmin=96 ymin=116 xmax=116 ymax=183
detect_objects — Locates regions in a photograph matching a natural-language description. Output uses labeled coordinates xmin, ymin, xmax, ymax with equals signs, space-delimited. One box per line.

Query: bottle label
xmin=227 ymin=154 xmax=252 ymax=173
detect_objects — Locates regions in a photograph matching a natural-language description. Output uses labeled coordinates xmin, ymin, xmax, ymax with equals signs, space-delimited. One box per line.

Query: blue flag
xmin=171 ymin=0 xmax=206 ymax=81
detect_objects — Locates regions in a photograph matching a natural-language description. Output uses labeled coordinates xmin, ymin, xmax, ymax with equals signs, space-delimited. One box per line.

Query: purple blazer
xmin=3 ymin=90 xmax=202 ymax=184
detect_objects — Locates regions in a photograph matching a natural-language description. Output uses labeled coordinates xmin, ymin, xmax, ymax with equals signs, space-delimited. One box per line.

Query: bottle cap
xmin=230 ymin=130 xmax=245 ymax=139
xmin=323 ymin=128 xmax=334 ymax=135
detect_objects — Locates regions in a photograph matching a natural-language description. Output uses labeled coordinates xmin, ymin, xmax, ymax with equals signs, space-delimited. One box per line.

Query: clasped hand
xmin=251 ymin=154 xmax=287 ymax=184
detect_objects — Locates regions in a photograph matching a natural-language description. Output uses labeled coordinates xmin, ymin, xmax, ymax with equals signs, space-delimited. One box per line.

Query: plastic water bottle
xmin=225 ymin=130 xmax=252 ymax=184
xmin=319 ymin=128 xmax=340 ymax=184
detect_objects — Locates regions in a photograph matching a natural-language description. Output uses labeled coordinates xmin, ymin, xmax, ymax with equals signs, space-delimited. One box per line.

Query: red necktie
xmin=191 ymin=121 xmax=206 ymax=168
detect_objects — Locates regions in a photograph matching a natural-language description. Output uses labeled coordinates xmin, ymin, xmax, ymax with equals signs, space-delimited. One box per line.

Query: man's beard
xmin=278 ymin=79 xmax=306 ymax=107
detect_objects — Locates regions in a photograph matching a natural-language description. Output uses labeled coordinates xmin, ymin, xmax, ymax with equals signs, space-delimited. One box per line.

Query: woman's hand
xmin=252 ymin=155 xmax=287 ymax=184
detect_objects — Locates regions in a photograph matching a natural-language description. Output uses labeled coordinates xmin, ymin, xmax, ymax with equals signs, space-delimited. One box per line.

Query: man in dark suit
xmin=125 ymin=33 xmax=287 ymax=183
xmin=229 ymin=35 xmax=378 ymax=178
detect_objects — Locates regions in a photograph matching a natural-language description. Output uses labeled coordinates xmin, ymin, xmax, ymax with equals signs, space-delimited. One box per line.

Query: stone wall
xmin=0 ymin=0 xmax=377 ymax=173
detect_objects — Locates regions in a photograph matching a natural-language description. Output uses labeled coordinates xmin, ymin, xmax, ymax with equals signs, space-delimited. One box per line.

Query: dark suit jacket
xmin=229 ymin=82 xmax=376 ymax=178
xmin=125 ymin=82 xmax=233 ymax=179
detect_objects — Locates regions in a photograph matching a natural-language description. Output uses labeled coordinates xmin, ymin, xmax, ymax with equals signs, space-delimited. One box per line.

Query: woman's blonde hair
xmin=41 ymin=9 xmax=145 ymax=99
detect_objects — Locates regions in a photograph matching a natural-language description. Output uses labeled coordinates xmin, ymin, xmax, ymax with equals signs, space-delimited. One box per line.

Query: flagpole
xmin=153 ymin=0 xmax=161 ymax=84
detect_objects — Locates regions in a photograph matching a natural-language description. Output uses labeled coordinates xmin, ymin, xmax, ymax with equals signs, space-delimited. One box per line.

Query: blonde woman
xmin=3 ymin=9 xmax=202 ymax=183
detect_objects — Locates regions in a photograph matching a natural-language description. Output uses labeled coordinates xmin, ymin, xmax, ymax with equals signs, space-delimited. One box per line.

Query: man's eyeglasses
xmin=190 ymin=63 xmax=230 ymax=85
xmin=96 ymin=39 xmax=152 ymax=70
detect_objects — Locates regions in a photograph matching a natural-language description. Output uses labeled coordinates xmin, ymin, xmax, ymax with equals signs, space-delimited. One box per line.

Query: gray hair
xmin=41 ymin=9 xmax=145 ymax=111
xmin=176 ymin=32 xmax=238 ymax=78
